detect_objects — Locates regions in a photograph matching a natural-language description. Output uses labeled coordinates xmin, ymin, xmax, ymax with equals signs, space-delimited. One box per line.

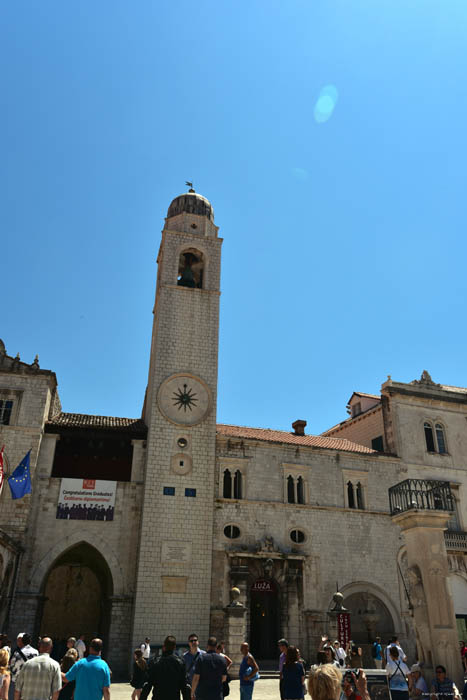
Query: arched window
xmin=424 ymin=422 xmax=435 ymax=452
xmin=347 ymin=481 xmax=355 ymax=509
xmin=223 ymin=469 xmax=232 ymax=499
xmin=177 ymin=249 xmax=204 ymax=288
xmin=287 ymin=475 xmax=295 ymax=504
xmin=356 ymin=482 xmax=364 ymax=510
xmin=424 ymin=421 xmax=448 ymax=454
xmin=297 ymin=476 xmax=305 ymax=505
xmin=435 ymin=424 xmax=447 ymax=454
xmin=233 ymin=470 xmax=242 ymax=499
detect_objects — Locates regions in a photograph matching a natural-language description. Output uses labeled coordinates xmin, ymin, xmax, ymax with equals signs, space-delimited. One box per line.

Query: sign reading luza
xmin=56 ymin=479 xmax=116 ymax=521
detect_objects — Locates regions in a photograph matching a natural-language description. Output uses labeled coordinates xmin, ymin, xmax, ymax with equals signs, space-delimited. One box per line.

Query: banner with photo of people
xmin=56 ymin=478 xmax=116 ymax=521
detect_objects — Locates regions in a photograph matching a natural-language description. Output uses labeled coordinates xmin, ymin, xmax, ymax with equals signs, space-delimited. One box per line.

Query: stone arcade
xmin=0 ymin=189 xmax=466 ymax=683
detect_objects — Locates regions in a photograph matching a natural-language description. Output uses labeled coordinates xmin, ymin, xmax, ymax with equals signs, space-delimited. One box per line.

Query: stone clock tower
xmin=132 ymin=188 xmax=223 ymax=645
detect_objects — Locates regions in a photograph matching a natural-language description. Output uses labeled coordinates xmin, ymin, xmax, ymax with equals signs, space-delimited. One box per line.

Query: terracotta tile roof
xmin=46 ymin=412 xmax=147 ymax=435
xmin=217 ymin=423 xmax=377 ymax=454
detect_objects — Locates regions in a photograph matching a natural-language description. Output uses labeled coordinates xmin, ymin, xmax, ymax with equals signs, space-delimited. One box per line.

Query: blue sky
xmin=2 ymin=0 xmax=467 ymax=434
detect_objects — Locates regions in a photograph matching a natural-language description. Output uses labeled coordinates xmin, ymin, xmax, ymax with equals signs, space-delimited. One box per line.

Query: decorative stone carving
xmin=407 ymin=566 xmax=432 ymax=667
xmin=410 ymin=370 xmax=440 ymax=387
xmin=227 ymin=586 xmax=243 ymax=607
xmin=255 ymin=535 xmax=281 ymax=554
xmin=263 ymin=558 xmax=273 ymax=579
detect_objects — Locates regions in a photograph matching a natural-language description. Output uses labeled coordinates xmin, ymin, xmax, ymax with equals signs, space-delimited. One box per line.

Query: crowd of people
xmin=0 ymin=632 xmax=109 ymax=700
xmin=0 ymin=629 xmax=466 ymax=700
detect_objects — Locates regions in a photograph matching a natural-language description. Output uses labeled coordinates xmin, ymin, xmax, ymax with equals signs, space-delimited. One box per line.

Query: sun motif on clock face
xmin=158 ymin=373 xmax=211 ymax=426
xmin=172 ymin=384 xmax=198 ymax=412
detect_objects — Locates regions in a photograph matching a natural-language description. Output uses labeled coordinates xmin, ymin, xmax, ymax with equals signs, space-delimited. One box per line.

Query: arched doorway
xmin=343 ymin=591 xmax=395 ymax=643
xmin=250 ymin=578 xmax=280 ymax=659
xmin=40 ymin=543 xmax=113 ymax=655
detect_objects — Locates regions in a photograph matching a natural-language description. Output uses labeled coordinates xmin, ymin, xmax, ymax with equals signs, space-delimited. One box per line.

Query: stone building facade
xmin=0 ymin=190 xmax=466 ymax=682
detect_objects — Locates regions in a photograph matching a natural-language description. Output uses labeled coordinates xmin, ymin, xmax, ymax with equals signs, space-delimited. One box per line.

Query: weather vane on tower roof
xmin=185 ymin=180 xmax=195 ymax=192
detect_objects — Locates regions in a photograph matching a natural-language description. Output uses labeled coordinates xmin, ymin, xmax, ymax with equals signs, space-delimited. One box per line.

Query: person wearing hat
xmin=333 ymin=641 xmax=346 ymax=667
xmin=409 ymin=664 xmax=428 ymax=699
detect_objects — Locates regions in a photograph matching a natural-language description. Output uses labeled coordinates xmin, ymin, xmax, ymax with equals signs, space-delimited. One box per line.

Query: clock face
xmin=157 ymin=373 xmax=212 ymax=426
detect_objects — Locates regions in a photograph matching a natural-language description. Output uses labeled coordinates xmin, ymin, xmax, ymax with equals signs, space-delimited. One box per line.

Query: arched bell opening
xmin=39 ymin=542 xmax=113 ymax=660
xmin=177 ymin=248 xmax=204 ymax=289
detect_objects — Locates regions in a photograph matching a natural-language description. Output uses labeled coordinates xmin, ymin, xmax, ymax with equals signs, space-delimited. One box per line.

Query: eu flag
xmin=8 ymin=451 xmax=32 ymax=500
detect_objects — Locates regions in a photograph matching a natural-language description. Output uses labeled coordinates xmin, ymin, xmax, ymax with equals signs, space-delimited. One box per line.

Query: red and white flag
xmin=0 ymin=445 xmax=4 ymax=496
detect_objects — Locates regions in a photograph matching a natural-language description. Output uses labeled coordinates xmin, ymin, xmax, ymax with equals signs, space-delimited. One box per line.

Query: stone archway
xmin=39 ymin=542 xmax=113 ymax=656
xmin=342 ymin=591 xmax=395 ymax=643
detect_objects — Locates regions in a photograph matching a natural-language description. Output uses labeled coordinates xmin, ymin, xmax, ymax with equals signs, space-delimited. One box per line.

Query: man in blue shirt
xmin=183 ymin=634 xmax=206 ymax=686
xmin=65 ymin=638 xmax=111 ymax=700
xmin=191 ymin=637 xmax=227 ymax=700
xmin=373 ymin=637 xmax=383 ymax=669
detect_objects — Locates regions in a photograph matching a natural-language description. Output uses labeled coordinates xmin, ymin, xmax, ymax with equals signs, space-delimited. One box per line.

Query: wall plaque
xmin=162 ymin=576 xmax=187 ymax=593
xmin=161 ymin=541 xmax=192 ymax=564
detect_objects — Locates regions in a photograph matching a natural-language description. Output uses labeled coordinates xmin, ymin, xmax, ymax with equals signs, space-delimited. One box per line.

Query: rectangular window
xmin=185 ymin=488 xmax=196 ymax=497
xmin=371 ymin=436 xmax=384 ymax=452
xmin=0 ymin=400 xmax=13 ymax=425
xmin=163 ymin=486 xmax=175 ymax=496
xmin=352 ymin=402 xmax=362 ymax=418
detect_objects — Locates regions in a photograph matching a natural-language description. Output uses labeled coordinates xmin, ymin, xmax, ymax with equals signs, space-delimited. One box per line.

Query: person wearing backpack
xmin=372 ymin=637 xmax=383 ymax=669
xmin=9 ymin=633 xmax=38 ymax=700
xmin=386 ymin=646 xmax=410 ymax=700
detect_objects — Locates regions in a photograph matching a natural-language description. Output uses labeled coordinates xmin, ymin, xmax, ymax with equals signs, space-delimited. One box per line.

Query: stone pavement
xmin=111 ymin=678 xmax=279 ymax=700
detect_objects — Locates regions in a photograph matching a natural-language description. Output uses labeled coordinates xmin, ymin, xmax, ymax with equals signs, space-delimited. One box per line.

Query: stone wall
xmin=211 ymin=439 xmax=409 ymax=662
xmin=323 ymin=406 xmax=384 ymax=450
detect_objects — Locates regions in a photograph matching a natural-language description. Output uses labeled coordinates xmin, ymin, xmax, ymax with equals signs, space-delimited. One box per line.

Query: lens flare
xmin=314 ymin=84 xmax=338 ymax=123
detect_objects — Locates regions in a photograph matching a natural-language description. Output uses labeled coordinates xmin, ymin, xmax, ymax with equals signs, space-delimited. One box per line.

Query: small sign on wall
xmin=251 ymin=578 xmax=275 ymax=593
xmin=56 ymin=478 xmax=116 ymax=520
xmin=162 ymin=576 xmax=188 ymax=593
xmin=161 ymin=541 xmax=192 ymax=564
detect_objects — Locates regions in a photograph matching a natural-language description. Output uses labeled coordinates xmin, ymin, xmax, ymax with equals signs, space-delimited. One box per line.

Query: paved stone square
xmin=111 ymin=679 xmax=279 ymax=700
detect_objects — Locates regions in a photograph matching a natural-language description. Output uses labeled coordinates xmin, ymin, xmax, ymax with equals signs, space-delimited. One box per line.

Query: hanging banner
xmin=337 ymin=612 xmax=351 ymax=647
xmin=56 ymin=478 xmax=116 ymax=521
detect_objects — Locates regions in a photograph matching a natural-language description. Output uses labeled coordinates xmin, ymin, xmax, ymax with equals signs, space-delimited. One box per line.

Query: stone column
xmin=285 ymin=562 xmax=301 ymax=647
xmin=393 ymin=510 xmax=463 ymax=685
xmin=8 ymin=591 xmax=44 ymax=642
xmin=107 ymin=595 xmax=133 ymax=680
xmin=304 ymin=610 xmax=329 ymax=664
xmin=223 ymin=588 xmax=247 ymax=678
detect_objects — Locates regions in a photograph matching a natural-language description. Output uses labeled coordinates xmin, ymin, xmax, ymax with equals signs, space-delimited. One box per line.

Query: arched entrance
xmin=343 ymin=591 xmax=395 ymax=643
xmin=40 ymin=543 xmax=113 ymax=653
xmin=250 ymin=578 xmax=280 ymax=659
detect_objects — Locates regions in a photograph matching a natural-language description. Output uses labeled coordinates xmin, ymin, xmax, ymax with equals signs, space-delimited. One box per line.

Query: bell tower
xmin=133 ymin=187 xmax=222 ymax=645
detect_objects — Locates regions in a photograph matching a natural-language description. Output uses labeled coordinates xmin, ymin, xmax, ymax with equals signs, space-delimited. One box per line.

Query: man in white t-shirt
xmin=141 ymin=637 xmax=151 ymax=663
xmin=74 ymin=635 xmax=86 ymax=659
xmin=384 ymin=636 xmax=407 ymax=665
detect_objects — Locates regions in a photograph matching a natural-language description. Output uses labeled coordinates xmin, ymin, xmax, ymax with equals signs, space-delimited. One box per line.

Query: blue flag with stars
xmin=8 ymin=451 xmax=32 ymax=499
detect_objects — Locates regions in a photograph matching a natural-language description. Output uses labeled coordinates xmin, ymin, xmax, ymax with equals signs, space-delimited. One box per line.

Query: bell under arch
xmin=39 ymin=542 xmax=113 ymax=651
xmin=177 ymin=248 xmax=205 ymax=289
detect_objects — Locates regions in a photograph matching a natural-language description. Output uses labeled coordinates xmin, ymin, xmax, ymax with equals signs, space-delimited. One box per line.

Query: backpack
xmin=371 ymin=643 xmax=377 ymax=659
